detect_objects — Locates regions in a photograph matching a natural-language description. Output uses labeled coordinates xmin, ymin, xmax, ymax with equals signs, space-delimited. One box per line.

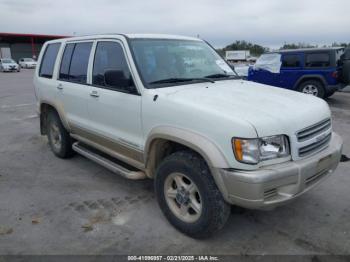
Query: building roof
xmin=0 ymin=32 xmax=69 ymax=38
xmin=0 ymin=32 xmax=69 ymax=45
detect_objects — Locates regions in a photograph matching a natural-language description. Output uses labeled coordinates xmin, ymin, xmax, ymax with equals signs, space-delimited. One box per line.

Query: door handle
xmin=57 ymin=83 xmax=63 ymax=90
xmin=90 ymin=90 xmax=99 ymax=97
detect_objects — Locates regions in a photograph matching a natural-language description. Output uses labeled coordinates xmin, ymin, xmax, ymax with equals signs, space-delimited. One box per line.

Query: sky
xmin=0 ymin=0 xmax=349 ymax=49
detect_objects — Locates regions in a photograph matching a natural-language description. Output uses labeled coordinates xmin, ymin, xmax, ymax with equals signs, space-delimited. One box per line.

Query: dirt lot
xmin=0 ymin=70 xmax=349 ymax=255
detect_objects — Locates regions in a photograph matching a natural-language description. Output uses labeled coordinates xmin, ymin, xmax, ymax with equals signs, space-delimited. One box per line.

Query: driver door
xmin=86 ymin=40 xmax=144 ymax=166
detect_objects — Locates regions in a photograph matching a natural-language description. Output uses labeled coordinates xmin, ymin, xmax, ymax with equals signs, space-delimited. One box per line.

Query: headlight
xmin=232 ymin=135 xmax=290 ymax=164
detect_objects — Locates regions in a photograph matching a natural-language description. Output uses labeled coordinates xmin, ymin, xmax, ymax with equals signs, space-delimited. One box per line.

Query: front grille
xmin=296 ymin=118 xmax=331 ymax=142
xmin=298 ymin=133 xmax=331 ymax=157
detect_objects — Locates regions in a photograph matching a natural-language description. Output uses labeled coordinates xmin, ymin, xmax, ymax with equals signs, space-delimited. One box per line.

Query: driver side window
xmin=93 ymin=41 xmax=136 ymax=94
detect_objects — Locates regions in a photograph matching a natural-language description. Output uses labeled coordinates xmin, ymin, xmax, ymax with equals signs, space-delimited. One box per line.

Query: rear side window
xmin=58 ymin=42 xmax=92 ymax=84
xmin=305 ymin=53 xmax=330 ymax=68
xmin=39 ymin=43 xmax=61 ymax=78
xmin=282 ymin=54 xmax=301 ymax=68
xmin=59 ymin=43 xmax=75 ymax=80
xmin=69 ymin=42 xmax=92 ymax=83
xmin=92 ymin=41 xmax=135 ymax=92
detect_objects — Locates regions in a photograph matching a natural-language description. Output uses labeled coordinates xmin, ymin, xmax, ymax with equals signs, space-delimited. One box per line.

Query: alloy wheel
xmin=302 ymin=84 xmax=319 ymax=96
xmin=164 ymin=172 xmax=202 ymax=223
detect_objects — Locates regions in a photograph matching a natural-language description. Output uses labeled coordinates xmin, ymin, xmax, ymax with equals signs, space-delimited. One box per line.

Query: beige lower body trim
xmin=70 ymin=124 xmax=145 ymax=170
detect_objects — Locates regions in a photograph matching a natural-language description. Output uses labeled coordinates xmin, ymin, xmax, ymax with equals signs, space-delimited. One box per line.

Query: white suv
xmin=34 ymin=34 xmax=343 ymax=238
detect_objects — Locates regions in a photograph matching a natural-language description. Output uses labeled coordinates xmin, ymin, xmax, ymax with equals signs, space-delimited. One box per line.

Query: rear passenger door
xmin=87 ymin=40 xmax=143 ymax=165
xmin=56 ymin=41 xmax=93 ymax=130
xmin=279 ymin=53 xmax=302 ymax=89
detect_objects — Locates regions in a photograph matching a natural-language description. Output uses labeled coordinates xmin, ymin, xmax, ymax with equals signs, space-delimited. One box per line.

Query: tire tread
xmin=155 ymin=150 xmax=230 ymax=238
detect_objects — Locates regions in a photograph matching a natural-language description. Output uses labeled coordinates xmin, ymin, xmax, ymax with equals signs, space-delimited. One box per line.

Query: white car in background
xmin=0 ymin=58 xmax=20 ymax=72
xmin=19 ymin=58 xmax=37 ymax=69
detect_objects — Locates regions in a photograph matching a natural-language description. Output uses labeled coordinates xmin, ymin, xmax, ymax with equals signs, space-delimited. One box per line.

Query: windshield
xmin=23 ymin=58 xmax=35 ymax=62
xmin=130 ymin=39 xmax=235 ymax=88
xmin=253 ymin=53 xmax=282 ymax=73
xmin=1 ymin=59 xmax=15 ymax=64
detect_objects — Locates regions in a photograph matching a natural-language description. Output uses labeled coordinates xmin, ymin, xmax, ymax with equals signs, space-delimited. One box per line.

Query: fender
xmin=293 ymin=74 xmax=327 ymax=90
xmin=144 ymin=126 xmax=230 ymax=169
xmin=39 ymin=100 xmax=71 ymax=133
xmin=144 ymin=126 xmax=232 ymax=201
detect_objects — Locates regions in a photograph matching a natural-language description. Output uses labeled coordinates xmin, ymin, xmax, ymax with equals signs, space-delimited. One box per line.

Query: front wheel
xmin=297 ymin=80 xmax=325 ymax=98
xmin=155 ymin=151 xmax=230 ymax=238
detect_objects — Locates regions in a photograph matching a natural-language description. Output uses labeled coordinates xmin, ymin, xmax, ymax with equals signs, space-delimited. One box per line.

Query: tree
xmin=280 ymin=42 xmax=317 ymax=50
xmin=217 ymin=40 xmax=269 ymax=56
xmin=331 ymin=42 xmax=350 ymax=48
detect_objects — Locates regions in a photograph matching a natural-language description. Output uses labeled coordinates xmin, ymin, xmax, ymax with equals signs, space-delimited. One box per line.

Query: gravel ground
xmin=0 ymin=70 xmax=349 ymax=256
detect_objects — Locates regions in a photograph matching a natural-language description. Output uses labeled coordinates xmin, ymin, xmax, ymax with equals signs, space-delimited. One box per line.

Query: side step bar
xmin=72 ymin=142 xmax=146 ymax=180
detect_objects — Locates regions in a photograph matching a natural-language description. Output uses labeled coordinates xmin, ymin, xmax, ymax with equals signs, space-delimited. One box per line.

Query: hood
xmin=155 ymin=80 xmax=331 ymax=137
xmin=3 ymin=63 xmax=18 ymax=67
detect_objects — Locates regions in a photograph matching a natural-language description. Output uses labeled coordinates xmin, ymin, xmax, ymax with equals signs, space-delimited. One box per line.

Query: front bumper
xmin=3 ymin=67 xmax=19 ymax=72
xmin=24 ymin=64 xmax=36 ymax=68
xmin=216 ymin=132 xmax=343 ymax=209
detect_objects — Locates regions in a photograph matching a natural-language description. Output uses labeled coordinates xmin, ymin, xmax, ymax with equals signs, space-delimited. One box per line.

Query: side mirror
xmin=104 ymin=70 xmax=135 ymax=93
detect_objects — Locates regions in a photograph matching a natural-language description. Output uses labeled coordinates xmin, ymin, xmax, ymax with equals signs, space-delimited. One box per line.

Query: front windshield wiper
xmin=149 ymin=77 xmax=215 ymax=85
xmin=204 ymin=73 xmax=241 ymax=79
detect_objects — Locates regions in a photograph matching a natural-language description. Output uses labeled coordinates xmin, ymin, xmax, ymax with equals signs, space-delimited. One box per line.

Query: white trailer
xmin=225 ymin=50 xmax=250 ymax=61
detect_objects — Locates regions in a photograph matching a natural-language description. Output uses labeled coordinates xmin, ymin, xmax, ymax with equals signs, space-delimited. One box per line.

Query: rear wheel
xmin=155 ymin=150 xmax=230 ymax=238
xmin=297 ymin=80 xmax=325 ymax=98
xmin=47 ymin=111 xmax=74 ymax=158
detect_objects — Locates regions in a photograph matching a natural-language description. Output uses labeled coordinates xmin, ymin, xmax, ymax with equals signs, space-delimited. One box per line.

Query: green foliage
xmin=216 ymin=40 xmax=350 ymax=57
xmin=280 ymin=42 xmax=317 ymax=50
xmin=281 ymin=42 xmax=350 ymax=50
xmin=331 ymin=42 xmax=350 ymax=48
xmin=218 ymin=40 xmax=269 ymax=56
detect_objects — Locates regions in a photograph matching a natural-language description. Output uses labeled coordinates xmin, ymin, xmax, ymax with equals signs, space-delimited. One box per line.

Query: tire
xmin=325 ymin=90 xmax=336 ymax=98
xmin=155 ymin=150 xmax=230 ymax=238
xmin=297 ymin=80 xmax=325 ymax=98
xmin=47 ymin=111 xmax=74 ymax=158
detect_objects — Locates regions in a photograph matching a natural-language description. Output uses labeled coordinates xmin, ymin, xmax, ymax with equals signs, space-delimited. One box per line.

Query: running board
xmin=72 ymin=142 xmax=146 ymax=180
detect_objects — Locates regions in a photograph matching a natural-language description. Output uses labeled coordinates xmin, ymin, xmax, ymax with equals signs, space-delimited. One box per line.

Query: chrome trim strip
xmin=69 ymin=124 xmax=145 ymax=170
xmin=72 ymin=142 xmax=146 ymax=180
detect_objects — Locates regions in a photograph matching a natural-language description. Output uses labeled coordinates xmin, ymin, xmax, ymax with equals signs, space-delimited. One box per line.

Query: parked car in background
xmin=19 ymin=58 xmax=37 ymax=69
xmin=248 ymin=47 xmax=349 ymax=98
xmin=0 ymin=58 xmax=20 ymax=72
xmin=34 ymin=34 xmax=343 ymax=238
